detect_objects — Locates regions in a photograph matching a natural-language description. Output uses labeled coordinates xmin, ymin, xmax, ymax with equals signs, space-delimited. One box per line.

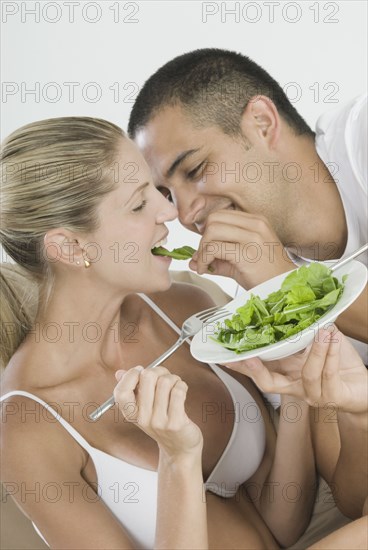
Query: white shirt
xmin=316 ymin=95 xmax=368 ymax=362
xmin=315 ymin=94 xmax=367 ymax=265
xmin=283 ymin=95 xmax=367 ymax=366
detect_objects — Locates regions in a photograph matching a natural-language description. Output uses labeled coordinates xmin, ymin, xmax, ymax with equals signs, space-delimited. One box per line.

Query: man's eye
xmin=187 ymin=161 xmax=205 ymax=180
xmin=157 ymin=186 xmax=173 ymax=203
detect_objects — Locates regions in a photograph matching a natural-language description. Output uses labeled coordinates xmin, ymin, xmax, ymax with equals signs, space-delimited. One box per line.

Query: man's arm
xmin=255 ymin=395 xmax=316 ymax=547
xmin=306 ymin=516 xmax=368 ymax=550
xmin=335 ymin=284 xmax=368 ymax=343
xmin=226 ymin=328 xmax=368 ymax=520
xmin=330 ymin=410 xmax=368 ymax=518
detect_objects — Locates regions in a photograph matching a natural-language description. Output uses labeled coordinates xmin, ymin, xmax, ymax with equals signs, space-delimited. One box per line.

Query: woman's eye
xmin=187 ymin=161 xmax=205 ymax=180
xmin=132 ymin=200 xmax=147 ymax=212
xmin=157 ymin=187 xmax=173 ymax=203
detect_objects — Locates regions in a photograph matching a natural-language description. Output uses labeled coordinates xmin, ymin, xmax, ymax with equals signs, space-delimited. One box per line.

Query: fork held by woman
xmin=89 ymin=304 xmax=228 ymax=420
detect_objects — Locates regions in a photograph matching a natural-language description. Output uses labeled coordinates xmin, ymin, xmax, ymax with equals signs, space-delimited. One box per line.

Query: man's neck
xmin=280 ymin=137 xmax=348 ymax=260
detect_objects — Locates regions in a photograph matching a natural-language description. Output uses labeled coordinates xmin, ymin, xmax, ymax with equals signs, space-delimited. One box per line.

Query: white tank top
xmin=0 ymin=293 xmax=266 ymax=549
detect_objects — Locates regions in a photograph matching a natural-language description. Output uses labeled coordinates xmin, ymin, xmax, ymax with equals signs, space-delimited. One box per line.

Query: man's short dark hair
xmin=128 ymin=48 xmax=314 ymax=139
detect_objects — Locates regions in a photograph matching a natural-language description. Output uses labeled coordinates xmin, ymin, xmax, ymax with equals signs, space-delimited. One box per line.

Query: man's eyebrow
xmin=124 ymin=181 xmax=150 ymax=205
xmin=166 ymin=149 xmax=200 ymax=179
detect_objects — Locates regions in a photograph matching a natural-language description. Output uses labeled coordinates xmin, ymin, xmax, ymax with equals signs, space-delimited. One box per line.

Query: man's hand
xmin=189 ymin=209 xmax=295 ymax=288
xmin=224 ymin=327 xmax=368 ymax=413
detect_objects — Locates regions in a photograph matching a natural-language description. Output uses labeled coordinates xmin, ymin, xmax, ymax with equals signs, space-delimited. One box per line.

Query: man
xmin=128 ymin=48 xmax=367 ymax=348
xmin=128 ymin=48 xmax=367 ymax=542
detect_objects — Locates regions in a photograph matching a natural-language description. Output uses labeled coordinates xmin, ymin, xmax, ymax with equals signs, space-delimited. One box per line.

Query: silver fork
xmin=89 ymin=304 xmax=228 ymax=421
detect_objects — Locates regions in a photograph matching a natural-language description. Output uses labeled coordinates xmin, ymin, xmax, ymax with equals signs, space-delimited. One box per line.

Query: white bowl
xmin=190 ymin=260 xmax=367 ymax=363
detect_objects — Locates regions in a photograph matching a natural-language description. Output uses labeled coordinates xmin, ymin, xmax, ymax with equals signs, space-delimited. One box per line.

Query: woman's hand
xmin=113 ymin=365 xmax=203 ymax=458
xmin=114 ymin=366 xmax=208 ymax=549
xmin=224 ymin=327 xmax=368 ymax=413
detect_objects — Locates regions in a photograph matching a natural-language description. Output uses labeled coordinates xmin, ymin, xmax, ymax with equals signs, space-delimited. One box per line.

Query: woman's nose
xmin=156 ymin=197 xmax=178 ymax=224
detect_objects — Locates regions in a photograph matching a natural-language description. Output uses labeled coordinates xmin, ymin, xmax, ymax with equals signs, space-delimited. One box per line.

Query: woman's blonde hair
xmin=0 ymin=117 xmax=125 ymax=369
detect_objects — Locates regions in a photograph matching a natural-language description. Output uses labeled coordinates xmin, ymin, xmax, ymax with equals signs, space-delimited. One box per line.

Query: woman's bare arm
xmin=155 ymin=452 xmax=207 ymax=549
xmin=0 ymin=396 xmax=135 ymax=549
xmin=1 ymin=391 xmax=208 ymax=550
xmin=113 ymin=366 xmax=208 ymax=550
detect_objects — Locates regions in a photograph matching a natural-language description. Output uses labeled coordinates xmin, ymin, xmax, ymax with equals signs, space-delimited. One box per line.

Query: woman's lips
xmin=153 ymin=254 xmax=172 ymax=264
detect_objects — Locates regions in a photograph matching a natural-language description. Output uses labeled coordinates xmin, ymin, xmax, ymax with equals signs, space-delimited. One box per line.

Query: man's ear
xmin=43 ymin=229 xmax=84 ymax=267
xmin=240 ymin=95 xmax=281 ymax=149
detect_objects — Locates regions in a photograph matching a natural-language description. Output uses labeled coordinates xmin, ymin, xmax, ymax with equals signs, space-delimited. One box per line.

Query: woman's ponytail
xmin=0 ymin=264 xmax=38 ymax=369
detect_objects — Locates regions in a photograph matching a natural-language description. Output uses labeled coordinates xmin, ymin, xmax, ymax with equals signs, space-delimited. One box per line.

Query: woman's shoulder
xmin=146 ymin=272 xmax=228 ymax=328
xmin=1 ymin=353 xmax=88 ymax=472
xmin=0 ymin=388 xmax=86 ymax=480
xmin=1 ymin=342 xmax=62 ymax=397
xmin=169 ymin=270 xmax=232 ymax=306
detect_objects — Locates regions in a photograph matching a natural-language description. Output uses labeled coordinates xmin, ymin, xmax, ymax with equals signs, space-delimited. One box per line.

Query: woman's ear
xmin=43 ymin=229 xmax=84 ymax=267
xmin=240 ymin=95 xmax=281 ymax=150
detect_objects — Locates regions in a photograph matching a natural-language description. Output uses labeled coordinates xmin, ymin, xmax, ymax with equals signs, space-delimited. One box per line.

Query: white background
xmin=1 ymin=0 xmax=367 ymax=295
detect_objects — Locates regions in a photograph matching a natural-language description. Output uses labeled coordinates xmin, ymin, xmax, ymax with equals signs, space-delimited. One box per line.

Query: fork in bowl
xmin=288 ymin=243 xmax=368 ymax=271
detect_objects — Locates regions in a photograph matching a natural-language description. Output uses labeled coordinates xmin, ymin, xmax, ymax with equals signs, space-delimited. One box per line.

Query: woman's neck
xmin=31 ymin=276 xmax=141 ymax=375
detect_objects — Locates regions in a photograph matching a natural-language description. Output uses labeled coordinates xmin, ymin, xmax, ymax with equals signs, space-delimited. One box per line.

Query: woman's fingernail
xmin=134 ymin=365 xmax=144 ymax=372
xmin=115 ymin=369 xmax=126 ymax=381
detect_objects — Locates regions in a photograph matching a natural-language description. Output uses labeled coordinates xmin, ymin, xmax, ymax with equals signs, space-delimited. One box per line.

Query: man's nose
xmin=177 ymin=193 xmax=206 ymax=229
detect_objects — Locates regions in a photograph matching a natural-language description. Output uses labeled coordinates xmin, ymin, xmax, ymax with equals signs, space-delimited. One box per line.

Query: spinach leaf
xmin=213 ymin=263 xmax=346 ymax=354
xmin=151 ymin=245 xmax=196 ymax=260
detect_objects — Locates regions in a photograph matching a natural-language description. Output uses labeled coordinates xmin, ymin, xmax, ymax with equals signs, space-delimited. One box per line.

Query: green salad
xmin=151 ymin=245 xmax=196 ymax=260
xmin=213 ymin=263 xmax=347 ymax=353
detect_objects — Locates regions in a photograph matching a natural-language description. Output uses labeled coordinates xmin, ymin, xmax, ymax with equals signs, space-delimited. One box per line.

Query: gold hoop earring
xmin=84 ymin=259 xmax=91 ymax=268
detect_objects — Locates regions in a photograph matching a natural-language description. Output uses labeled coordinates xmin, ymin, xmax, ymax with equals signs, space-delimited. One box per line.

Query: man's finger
xmin=321 ymin=329 xmax=342 ymax=402
xmin=196 ymin=239 xmax=260 ymax=274
xmin=223 ymin=358 xmax=298 ymax=394
xmin=205 ymin=209 xmax=271 ymax=230
xmin=301 ymin=329 xmax=330 ymax=403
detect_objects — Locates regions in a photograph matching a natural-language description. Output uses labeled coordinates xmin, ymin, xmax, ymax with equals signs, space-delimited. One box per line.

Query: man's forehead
xmin=134 ymin=108 xmax=197 ymax=176
xmin=136 ymin=107 xmax=192 ymax=147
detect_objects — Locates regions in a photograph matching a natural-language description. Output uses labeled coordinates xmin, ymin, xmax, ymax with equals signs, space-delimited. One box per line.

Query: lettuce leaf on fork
xmin=213 ymin=263 xmax=347 ymax=353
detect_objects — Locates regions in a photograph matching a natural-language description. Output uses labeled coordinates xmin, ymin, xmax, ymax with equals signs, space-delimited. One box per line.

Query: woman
xmin=0 ymin=117 xmax=355 ymax=549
